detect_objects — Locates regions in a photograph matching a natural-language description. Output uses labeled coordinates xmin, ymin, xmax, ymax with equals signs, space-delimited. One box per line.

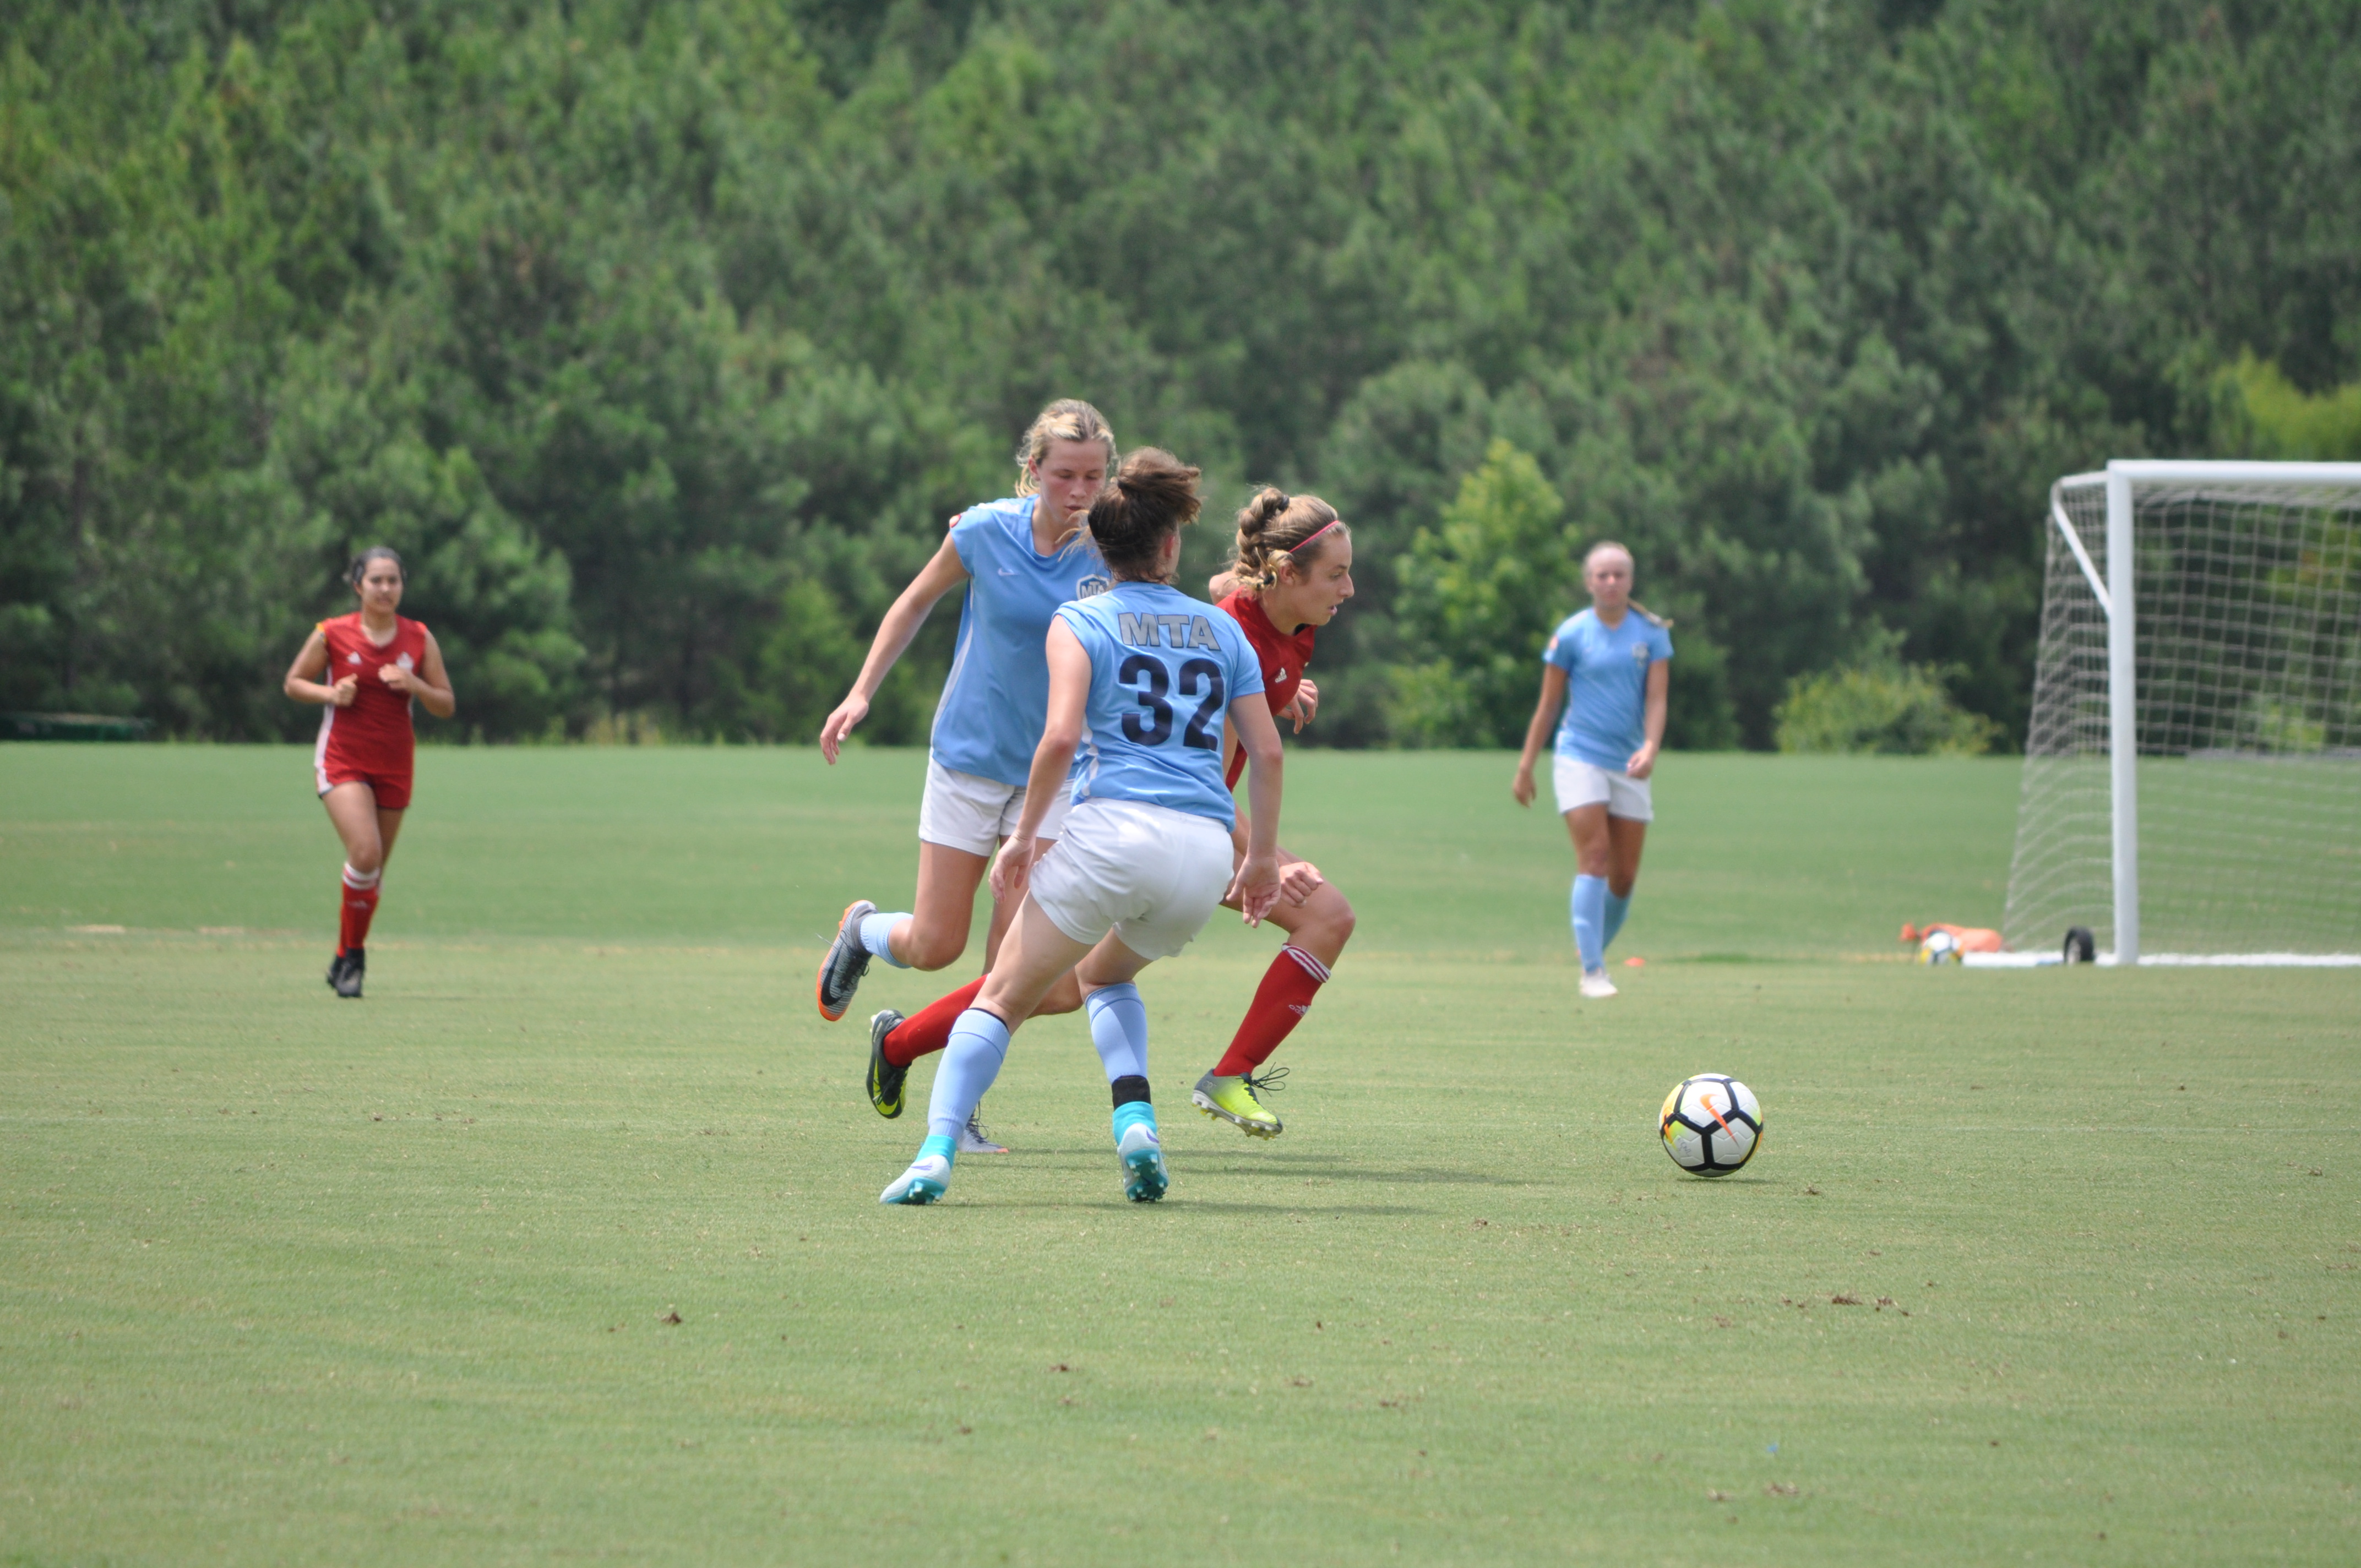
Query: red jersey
xmin=1217 ymin=590 xmax=1318 ymax=789
xmin=313 ymin=613 xmax=428 ymax=788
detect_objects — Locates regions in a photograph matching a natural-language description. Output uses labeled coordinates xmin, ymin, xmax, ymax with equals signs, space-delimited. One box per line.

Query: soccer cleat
xmin=866 ymin=1009 xmax=908 ymax=1119
xmin=332 ymin=948 xmax=366 ymax=999
xmin=879 ymin=1154 xmax=952 ymax=1205
xmin=1117 ymin=1122 xmax=1168 ymax=1202
xmin=324 ymin=951 xmax=346 ymax=992
xmin=1192 ymin=1068 xmax=1285 ymax=1139
xmin=1580 ymin=969 xmax=1618 ymax=1000
xmin=956 ymin=1106 xmax=1008 ymax=1155
xmin=815 ymin=899 xmax=877 ymax=1021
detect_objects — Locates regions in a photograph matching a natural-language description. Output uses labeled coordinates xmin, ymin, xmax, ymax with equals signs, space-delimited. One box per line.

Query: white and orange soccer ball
xmin=1658 ymin=1074 xmax=1762 ymax=1177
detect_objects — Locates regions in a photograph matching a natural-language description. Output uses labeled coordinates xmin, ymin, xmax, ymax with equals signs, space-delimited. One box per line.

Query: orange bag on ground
xmin=1900 ymin=922 xmax=2004 ymax=953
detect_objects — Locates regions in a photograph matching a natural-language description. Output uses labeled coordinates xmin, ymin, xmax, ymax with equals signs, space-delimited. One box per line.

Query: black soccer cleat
xmin=325 ymin=951 xmax=346 ymax=992
xmin=333 ymin=947 xmax=365 ymax=999
xmin=867 ymin=1008 xmax=909 ymax=1119
xmin=815 ymin=899 xmax=877 ymax=1022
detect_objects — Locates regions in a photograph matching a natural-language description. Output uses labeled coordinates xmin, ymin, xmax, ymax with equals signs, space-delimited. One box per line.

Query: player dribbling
xmin=281 ymin=548 xmax=456 ymax=998
xmin=1510 ymin=541 xmax=1671 ymax=998
xmin=814 ymin=400 xmax=1116 ymax=1152
xmin=1191 ymin=488 xmax=1358 ymax=1138
xmin=878 ymin=449 xmax=1287 ymax=1206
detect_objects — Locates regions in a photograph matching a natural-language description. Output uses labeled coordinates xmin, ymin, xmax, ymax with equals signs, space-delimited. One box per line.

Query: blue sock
xmin=1603 ymin=890 xmax=1631 ymax=950
xmin=860 ymin=912 xmax=910 ymax=968
xmin=1085 ymin=983 xmax=1149 ymax=1083
xmin=1112 ymin=1099 xmax=1158 ymax=1145
xmin=1572 ymin=875 xmax=1607 ymax=972
xmin=926 ymin=1008 xmax=1010 ymax=1140
xmin=917 ymin=1132 xmax=956 ymax=1166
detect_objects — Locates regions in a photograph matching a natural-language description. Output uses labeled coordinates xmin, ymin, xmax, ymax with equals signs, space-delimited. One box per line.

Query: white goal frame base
xmin=1962 ymin=951 xmax=2361 ymax=969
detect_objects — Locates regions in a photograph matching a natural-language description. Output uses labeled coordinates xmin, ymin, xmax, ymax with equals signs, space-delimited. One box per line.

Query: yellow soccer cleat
xmin=1192 ymin=1068 xmax=1285 ymax=1139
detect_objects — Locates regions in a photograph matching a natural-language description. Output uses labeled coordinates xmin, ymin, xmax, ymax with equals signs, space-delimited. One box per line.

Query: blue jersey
xmin=930 ymin=497 xmax=1113 ymax=787
xmin=1544 ymin=607 xmax=1673 ymax=770
xmin=1057 ymin=582 xmax=1266 ymax=827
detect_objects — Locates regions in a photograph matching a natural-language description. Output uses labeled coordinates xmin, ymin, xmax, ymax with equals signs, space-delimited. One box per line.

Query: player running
xmin=878 ymin=449 xmax=1286 ymax=1206
xmin=815 ymin=400 xmax=1114 ymax=1152
xmin=1510 ymin=541 xmax=1671 ymax=999
xmin=1189 ymin=488 xmax=1358 ymax=1139
xmin=281 ymin=547 xmax=456 ymax=999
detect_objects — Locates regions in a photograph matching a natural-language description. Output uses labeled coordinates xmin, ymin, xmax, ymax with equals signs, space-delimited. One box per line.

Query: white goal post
xmin=2000 ymin=460 xmax=2361 ymax=965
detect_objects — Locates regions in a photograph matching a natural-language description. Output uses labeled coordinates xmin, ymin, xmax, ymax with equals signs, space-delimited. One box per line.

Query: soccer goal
xmin=2000 ymin=460 xmax=2361 ymax=966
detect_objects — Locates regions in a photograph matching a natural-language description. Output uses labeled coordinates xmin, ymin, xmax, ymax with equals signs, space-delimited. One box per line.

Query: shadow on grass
xmin=962 ymin=1198 xmax=1437 ymax=1217
xmin=996 ymin=1146 xmax=1522 ymax=1186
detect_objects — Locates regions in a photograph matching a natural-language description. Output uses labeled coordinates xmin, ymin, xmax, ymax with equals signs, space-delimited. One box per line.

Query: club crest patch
xmin=1075 ymin=574 xmax=1112 ymax=599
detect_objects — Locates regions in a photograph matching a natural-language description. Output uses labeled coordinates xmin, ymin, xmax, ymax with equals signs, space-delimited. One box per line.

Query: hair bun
xmin=1240 ymin=487 xmax=1290 ymax=538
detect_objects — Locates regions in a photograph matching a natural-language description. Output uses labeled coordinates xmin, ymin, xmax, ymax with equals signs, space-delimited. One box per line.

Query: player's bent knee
xmin=1031 ymin=974 xmax=1085 ymax=1017
xmin=899 ymin=928 xmax=969 ymax=972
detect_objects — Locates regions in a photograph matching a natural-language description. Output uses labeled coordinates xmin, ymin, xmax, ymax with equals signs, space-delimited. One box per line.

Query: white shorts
xmin=1552 ymin=754 xmax=1654 ymax=821
xmin=917 ymin=759 xmax=1072 ymax=857
xmin=1026 ymin=798 xmax=1234 ymax=961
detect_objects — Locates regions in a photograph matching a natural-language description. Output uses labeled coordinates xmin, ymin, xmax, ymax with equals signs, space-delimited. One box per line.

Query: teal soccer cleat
xmin=878 ymin=1154 xmax=951 ymax=1205
xmin=1116 ymin=1122 xmax=1168 ymax=1203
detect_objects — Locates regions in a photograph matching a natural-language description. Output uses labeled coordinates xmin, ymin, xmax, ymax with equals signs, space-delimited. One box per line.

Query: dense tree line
xmin=3 ymin=0 xmax=2355 ymax=747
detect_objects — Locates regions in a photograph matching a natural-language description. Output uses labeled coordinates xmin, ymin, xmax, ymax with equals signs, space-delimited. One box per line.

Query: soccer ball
xmin=1917 ymin=929 xmax=1961 ymax=965
xmin=1658 ymin=1075 xmax=1762 ymax=1177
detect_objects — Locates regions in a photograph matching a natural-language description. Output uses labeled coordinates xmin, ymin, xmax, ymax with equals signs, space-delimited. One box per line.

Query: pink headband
xmin=1287 ymin=520 xmax=1345 ymax=556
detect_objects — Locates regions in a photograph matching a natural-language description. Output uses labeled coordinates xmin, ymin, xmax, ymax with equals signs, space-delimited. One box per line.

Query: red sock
xmin=884 ymin=976 xmax=987 ymax=1067
xmin=1212 ymin=946 xmax=1330 ymax=1076
xmin=339 ymin=864 xmax=381 ymax=954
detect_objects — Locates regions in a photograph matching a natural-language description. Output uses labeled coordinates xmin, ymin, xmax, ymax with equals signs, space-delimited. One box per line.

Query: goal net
xmin=2002 ymin=461 xmax=2361 ymax=963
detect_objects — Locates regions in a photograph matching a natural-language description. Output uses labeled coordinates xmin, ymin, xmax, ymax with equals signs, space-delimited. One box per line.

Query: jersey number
xmin=1118 ymin=655 xmax=1224 ymax=752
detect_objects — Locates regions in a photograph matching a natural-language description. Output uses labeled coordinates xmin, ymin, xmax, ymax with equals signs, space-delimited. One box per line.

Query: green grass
xmin=2 ymin=745 xmax=2356 ymax=1566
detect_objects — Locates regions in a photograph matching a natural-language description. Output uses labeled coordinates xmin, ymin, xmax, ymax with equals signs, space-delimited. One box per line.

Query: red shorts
xmin=317 ymin=765 xmax=413 ymax=811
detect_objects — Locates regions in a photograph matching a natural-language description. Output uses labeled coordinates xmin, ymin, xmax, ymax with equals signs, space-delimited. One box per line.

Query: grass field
xmin=3 ymin=745 xmax=2357 ymax=1566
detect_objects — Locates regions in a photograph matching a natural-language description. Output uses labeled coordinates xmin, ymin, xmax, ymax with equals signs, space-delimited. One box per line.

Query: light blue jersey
xmin=1544 ymin=607 xmax=1673 ymax=770
xmin=931 ymin=497 xmax=1113 ymax=787
xmin=1057 ymin=582 xmax=1266 ymax=827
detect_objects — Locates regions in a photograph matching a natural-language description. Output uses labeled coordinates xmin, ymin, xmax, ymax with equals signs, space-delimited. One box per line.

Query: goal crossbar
xmin=2024 ymin=459 xmax=2361 ymax=965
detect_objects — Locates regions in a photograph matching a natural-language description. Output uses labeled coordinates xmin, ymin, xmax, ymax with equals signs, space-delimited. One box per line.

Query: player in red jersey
xmin=1190 ymin=488 xmax=1358 ymax=1137
xmin=281 ymin=548 xmax=455 ymax=998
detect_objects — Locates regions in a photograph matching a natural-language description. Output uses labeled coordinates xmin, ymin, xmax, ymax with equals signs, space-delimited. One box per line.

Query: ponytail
xmin=1088 ymin=449 xmax=1203 ymax=580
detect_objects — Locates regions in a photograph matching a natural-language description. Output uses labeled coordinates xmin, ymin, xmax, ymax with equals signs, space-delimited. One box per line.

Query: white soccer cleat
xmin=1580 ymin=969 xmax=1619 ymax=999
xmin=879 ymin=1154 xmax=951 ymax=1205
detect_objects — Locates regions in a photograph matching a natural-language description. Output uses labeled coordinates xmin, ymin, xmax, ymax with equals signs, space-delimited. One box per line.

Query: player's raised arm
xmin=818 ymin=531 xmax=971 ymax=763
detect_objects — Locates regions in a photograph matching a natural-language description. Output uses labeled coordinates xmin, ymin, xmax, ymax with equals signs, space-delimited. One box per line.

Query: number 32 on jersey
xmin=1115 ymin=611 xmax=1226 ymax=752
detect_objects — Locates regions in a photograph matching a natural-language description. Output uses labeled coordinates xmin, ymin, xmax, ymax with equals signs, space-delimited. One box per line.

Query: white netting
xmin=2003 ymin=472 xmax=2361 ymax=958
